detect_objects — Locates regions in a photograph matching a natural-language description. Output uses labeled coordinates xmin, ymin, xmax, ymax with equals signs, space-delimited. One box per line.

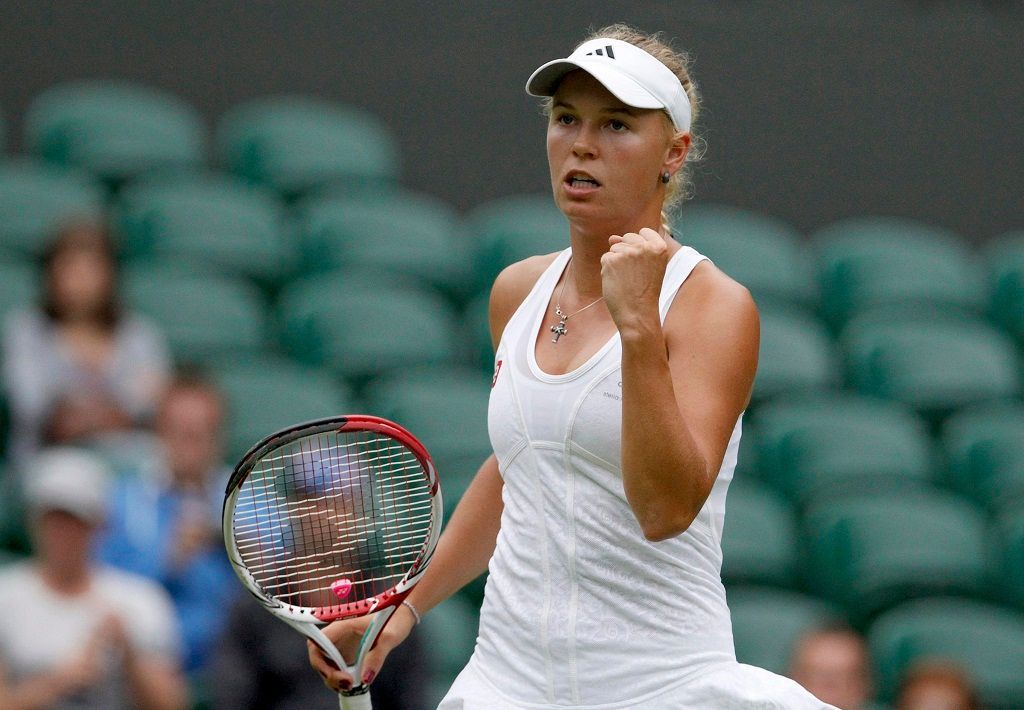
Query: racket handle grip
xmin=339 ymin=686 xmax=372 ymax=710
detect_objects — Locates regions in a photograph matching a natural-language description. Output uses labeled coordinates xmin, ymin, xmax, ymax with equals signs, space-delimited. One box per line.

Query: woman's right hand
xmin=308 ymin=603 xmax=418 ymax=693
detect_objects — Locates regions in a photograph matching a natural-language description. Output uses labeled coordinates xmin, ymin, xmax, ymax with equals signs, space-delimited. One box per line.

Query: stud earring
xmin=660 ymin=171 xmax=671 ymax=184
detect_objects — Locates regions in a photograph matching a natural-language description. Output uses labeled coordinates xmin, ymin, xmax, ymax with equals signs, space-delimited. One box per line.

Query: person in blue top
xmin=97 ymin=372 xmax=236 ymax=674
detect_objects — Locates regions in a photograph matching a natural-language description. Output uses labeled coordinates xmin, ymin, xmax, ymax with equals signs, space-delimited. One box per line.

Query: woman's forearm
xmin=618 ymin=322 xmax=711 ymax=541
xmin=404 ymin=455 xmax=504 ymax=615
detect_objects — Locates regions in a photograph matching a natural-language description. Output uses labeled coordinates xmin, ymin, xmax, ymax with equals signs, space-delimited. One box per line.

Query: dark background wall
xmin=2 ymin=1 xmax=1021 ymax=241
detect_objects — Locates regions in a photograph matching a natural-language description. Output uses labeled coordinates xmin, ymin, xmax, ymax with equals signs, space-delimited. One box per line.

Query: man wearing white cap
xmin=310 ymin=24 xmax=835 ymax=708
xmin=0 ymin=447 xmax=188 ymax=709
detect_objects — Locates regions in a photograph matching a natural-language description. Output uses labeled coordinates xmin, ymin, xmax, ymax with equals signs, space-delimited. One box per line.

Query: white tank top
xmin=475 ymin=245 xmax=741 ymax=707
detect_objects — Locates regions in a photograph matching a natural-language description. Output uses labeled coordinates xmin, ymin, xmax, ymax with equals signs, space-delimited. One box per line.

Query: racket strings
xmin=236 ymin=516 xmax=432 ymax=583
xmin=232 ymin=429 xmax=434 ymax=610
xmin=231 ymin=469 xmax=428 ymax=530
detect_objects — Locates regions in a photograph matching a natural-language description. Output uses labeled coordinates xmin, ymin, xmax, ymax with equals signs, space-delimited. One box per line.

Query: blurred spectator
xmin=896 ymin=659 xmax=978 ymax=710
xmin=1 ymin=221 xmax=171 ymax=467
xmin=97 ymin=372 xmax=235 ymax=673
xmin=209 ymin=590 xmax=432 ymax=710
xmin=0 ymin=447 xmax=187 ymax=709
xmin=788 ymin=621 xmax=874 ymax=709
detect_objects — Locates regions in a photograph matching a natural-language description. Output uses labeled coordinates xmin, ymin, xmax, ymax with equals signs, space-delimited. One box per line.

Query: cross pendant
xmin=551 ymin=318 xmax=568 ymax=343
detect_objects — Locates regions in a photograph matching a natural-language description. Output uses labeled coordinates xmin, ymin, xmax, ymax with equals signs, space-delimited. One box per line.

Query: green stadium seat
xmin=25 ymin=80 xmax=206 ymax=184
xmin=294 ymin=190 xmax=472 ymax=298
xmin=733 ymin=422 xmax=760 ymax=482
xmin=0 ymin=396 xmax=7 ymax=459
xmin=942 ymin=403 xmax=1024 ymax=512
xmin=721 ymin=480 xmax=799 ymax=588
xmin=0 ymin=159 xmax=105 ymax=256
xmin=868 ymin=597 xmax=1024 ymax=707
xmin=727 ymin=586 xmax=841 ymax=675
xmin=0 ymin=258 xmax=36 ymax=324
xmin=0 ymin=468 xmax=30 ymax=555
xmin=813 ymin=216 xmax=985 ymax=331
xmin=985 ymin=231 xmax=1024 ymax=343
xmin=209 ymin=356 xmax=356 ymax=462
xmin=364 ymin=365 xmax=492 ymax=519
xmin=754 ymin=306 xmax=839 ymax=403
xmin=671 ymin=203 xmax=815 ymax=310
xmin=751 ymin=393 xmax=933 ymax=506
xmin=803 ymin=491 xmax=990 ymax=624
xmin=124 ymin=263 xmax=267 ymax=362
xmin=466 ymin=194 xmax=568 ymax=293
xmin=114 ymin=173 xmax=293 ymax=286
xmin=462 ymin=292 xmax=494 ymax=375
xmin=994 ymin=503 xmax=1024 ymax=610
xmin=277 ymin=271 xmax=460 ymax=383
xmin=0 ymin=550 xmax=23 ymax=568
xmin=216 ymin=96 xmax=399 ymax=197
xmin=841 ymin=311 xmax=1022 ymax=421
xmin=420 ymin=594 xmax=480 ymax=708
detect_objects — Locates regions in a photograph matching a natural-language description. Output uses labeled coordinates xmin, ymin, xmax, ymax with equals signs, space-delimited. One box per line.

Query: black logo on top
xmin=585 ymin=45 xmax=616 ymax=59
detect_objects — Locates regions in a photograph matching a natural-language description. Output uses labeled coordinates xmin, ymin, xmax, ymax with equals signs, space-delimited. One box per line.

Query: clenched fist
xmin=600 ymin=227 xmax=671 ymax=336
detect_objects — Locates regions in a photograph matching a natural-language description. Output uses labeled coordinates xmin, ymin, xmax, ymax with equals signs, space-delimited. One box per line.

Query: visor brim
xmin=525 ymin=59 xmax=667 ymax=111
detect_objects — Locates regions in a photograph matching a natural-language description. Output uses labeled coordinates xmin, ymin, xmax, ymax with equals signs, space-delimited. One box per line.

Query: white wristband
xmin=401 ymin=600 xmax=421 ymax=625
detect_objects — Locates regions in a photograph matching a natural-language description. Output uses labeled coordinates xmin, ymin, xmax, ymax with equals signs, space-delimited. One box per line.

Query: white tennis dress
xmin=439 ymin=246 xmax=833 ymax=709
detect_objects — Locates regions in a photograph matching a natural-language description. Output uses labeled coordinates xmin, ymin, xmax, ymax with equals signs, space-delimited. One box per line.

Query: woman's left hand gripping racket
xmin=223 ymin=415 xmax=442 ymax=709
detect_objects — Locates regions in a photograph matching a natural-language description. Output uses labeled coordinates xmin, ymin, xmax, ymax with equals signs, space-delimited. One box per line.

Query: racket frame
xmin=222 ymin=415 xmax=442 ymax=706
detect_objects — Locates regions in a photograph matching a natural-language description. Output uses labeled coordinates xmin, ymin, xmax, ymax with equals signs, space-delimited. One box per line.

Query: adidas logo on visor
xmin=584 ymin=45 xmax=616 ymax=59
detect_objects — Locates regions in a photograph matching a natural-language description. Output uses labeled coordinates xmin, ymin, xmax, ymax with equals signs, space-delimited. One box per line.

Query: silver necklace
xmin=550 ymin=262 xmax=604 ymax=343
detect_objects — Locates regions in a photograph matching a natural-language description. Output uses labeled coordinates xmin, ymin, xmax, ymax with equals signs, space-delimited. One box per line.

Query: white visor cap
xmin=526 ymin=37 xmax=691 ymax=133
xmin=25 ymin=447 xmax=112 ymax=525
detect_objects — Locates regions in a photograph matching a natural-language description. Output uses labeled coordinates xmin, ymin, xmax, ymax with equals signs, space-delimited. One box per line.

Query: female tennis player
xmin=310 ymin=24 xmax=835 ymax=708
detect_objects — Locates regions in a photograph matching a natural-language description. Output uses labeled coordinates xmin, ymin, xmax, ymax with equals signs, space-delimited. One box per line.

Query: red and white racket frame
xmin=223 ymin=415 xmax=443 ymax=707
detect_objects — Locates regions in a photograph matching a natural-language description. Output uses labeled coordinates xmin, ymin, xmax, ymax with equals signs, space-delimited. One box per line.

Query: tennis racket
xmin=222 ymin=415 xmax=442 ymax=709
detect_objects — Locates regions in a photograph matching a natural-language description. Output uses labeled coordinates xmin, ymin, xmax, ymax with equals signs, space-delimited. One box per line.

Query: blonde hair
xmin=541 ymin=24 xmax=705 ymax=221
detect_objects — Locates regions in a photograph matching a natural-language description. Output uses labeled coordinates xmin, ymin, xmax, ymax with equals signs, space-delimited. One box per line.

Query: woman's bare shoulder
xmin=685 ymin=259 xmax=755 ymax=303
xmin=664 ymin=259 xmax=760 ymax=408
xmin=666 ymin=259 xmax=759 ymax=339
xmin=487 ymin=252 xmax=562 ymax=349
